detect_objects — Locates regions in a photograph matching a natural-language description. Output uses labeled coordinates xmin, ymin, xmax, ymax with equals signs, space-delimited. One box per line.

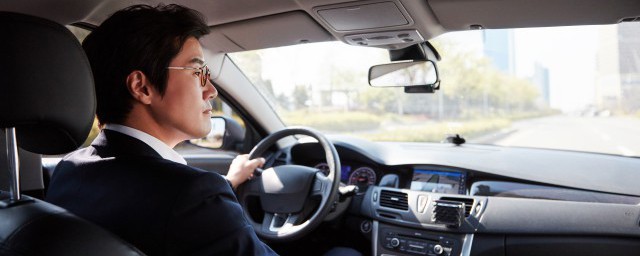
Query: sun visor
xmin=208 ymin=11 xmax=333 ymax=53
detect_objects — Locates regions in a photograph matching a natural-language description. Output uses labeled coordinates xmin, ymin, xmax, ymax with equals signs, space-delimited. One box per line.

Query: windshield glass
xmin=230 ymin=23 xmax=640 ymax=157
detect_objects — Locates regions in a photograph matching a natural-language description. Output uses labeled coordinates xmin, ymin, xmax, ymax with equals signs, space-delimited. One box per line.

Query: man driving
xmin=46 ymin=4 xmax=276 ymax=255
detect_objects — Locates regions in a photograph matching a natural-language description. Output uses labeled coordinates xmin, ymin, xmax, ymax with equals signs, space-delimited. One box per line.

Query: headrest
xmin=0 ymin=12 xmax=95 ymax=155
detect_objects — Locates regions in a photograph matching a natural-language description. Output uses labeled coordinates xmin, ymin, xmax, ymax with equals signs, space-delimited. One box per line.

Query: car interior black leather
xmin=0 ymin=11 xmax=144 ymax=256
xmin=0 ymin=130 xmax=45 ymax=199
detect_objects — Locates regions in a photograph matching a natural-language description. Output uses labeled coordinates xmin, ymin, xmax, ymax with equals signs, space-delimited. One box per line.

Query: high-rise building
xmin=483 ymin=30 xmax=515 ymax=75
xmin=617 ymin=22 xmax=640 ymax=113
xmin=595 ymin=25 xmax=621 ymax=112
xmin=531 ymin=63 xmax=550 ymax=106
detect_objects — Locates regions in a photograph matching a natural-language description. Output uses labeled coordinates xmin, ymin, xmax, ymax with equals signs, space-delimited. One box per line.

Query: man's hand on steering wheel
xmin=226 ymin=154 xmax=266 ymax=189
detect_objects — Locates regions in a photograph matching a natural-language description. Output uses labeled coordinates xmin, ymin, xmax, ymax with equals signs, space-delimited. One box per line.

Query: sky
xmin=514 ymin=26 xmax=600 ymax=112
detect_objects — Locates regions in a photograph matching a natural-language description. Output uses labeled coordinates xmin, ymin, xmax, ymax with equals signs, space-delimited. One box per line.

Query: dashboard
xmin=284 ymin=137 xmax=640 ymax=256
xmin=289 ymin=138 xmax=640 ymax=201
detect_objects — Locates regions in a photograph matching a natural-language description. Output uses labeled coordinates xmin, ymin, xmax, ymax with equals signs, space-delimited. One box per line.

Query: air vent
xmin=432 ymin=200 xmax=465 ymax=227
xmin=379 ymin=190 xmax=408 ymax=210
xmin=620 ymin=16 xmax=640 ymax=23
xmin=440 ymin=197 xmax=474 ymax=217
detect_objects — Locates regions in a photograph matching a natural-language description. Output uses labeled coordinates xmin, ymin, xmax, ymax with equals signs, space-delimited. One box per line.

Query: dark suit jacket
xmin=46 ymin=130 xmax=277 ymax=256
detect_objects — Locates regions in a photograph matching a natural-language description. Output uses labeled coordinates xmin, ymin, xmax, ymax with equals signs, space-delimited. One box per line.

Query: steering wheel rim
xmin=236 ymin=127 xmax=340 ymax=241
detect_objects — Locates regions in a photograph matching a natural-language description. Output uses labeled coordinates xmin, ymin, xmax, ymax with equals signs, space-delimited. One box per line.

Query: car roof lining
xmin=1 ymin=0 xmax=639 ymax=52
xmin=205 ymin=11 xmax=333 ymax=53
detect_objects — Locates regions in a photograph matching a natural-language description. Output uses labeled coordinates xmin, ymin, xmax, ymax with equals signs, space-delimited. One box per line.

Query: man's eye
xmin=194 ymin=71 xmax=201 ymax=76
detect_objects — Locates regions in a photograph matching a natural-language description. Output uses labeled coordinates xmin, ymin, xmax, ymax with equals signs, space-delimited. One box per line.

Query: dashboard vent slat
xmin=379 ymin=190 xmax=408 ymax=211
xmin=432 ymin=200 xmax=465 ymax=227
xmin=440 ymin=197 xmax=474 ymax=217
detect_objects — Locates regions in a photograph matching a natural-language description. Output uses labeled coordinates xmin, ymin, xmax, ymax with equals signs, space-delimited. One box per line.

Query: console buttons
xmin=433 ymin=244 xmax=444 ymax=255
xmin=360 ymin=220 xmax=372 ymax=233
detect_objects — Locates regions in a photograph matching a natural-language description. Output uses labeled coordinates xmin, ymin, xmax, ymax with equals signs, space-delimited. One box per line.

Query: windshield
xmin=230 ymin=23 xmax=640 ymax=157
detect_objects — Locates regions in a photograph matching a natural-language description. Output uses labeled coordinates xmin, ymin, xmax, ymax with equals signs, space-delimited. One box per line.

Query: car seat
xmin=0 ymin=11 xmax=144 ymax=256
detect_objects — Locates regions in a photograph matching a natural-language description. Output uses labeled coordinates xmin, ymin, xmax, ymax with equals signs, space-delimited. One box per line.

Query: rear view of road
xmin=472 ymin=115 xmax=640 ymax=157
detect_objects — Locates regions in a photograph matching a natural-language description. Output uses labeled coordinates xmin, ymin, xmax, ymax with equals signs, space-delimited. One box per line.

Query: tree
xmin=293 ymin=85 xmax=309 ymax=109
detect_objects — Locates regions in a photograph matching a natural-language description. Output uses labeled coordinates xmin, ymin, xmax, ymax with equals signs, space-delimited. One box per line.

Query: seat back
xmin=0 ymin=11 xmax=144 ymax=256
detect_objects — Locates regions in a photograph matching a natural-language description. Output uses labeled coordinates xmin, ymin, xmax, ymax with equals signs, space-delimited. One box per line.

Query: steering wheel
xmin=237 ymin=127 xmax=341 ymax=241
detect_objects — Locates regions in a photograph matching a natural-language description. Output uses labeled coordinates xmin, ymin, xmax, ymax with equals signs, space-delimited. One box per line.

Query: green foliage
xmin=292 ymin=85 xmax=309 ymax=109
xmin=357 ymin=118 xmax=511 ymax=142
xmin=433 ymin=40 xmax=541 ymax=118
xmin=282 ymin=111 xmax=382 ymax=132
xmin=357 ymin=87 xmax=404 ymax=114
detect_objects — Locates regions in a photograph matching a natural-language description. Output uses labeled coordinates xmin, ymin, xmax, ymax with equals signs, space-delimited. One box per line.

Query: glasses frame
xmin=166 ymin=64 xmax=211 ymax=87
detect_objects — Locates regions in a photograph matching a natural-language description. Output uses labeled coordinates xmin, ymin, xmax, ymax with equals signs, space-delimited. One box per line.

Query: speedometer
xmin=348 ymin=167 xmax=376 ymax=190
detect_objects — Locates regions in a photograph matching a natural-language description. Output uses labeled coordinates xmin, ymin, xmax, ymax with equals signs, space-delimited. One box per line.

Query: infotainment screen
xmin=411 ymin=169 xmax=466 ymax=194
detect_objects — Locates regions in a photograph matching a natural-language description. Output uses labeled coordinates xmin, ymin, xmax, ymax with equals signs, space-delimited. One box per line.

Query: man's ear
xmin=126 ymin=70 xmax=155 ymax=105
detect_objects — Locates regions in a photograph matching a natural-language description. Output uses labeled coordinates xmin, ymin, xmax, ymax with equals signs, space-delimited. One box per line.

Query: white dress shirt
xmin=104 ymin=124 xmax=188 ymax=165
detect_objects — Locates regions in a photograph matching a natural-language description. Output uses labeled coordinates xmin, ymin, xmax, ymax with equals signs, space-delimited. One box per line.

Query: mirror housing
xmin=368 ymin=42 xmax=441 ymax=93
xmin=189 ymin=116 xmax=245 ymax=151
xmin=390 ymin=42 xmax=441 ymax=62
xmin=368 ymin=60 xmax=439 ymax=89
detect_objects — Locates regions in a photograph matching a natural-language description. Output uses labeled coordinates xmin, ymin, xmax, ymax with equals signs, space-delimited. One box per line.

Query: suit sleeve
xmin=164 ymin=171 xmax=277 ymax=256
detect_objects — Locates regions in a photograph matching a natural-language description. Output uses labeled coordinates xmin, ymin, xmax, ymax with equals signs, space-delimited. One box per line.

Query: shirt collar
xmin=103 ymin=124 xmax=187 ymax=165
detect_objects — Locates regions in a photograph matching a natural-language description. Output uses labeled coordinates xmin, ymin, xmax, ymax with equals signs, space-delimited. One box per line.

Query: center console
xmin=374 ymin=222 xmax=466 ymax=256
xmin=363 ymin=168 xmax=485 ymax=256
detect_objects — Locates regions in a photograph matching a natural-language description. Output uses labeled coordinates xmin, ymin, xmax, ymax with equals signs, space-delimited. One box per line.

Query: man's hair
xmin=82 ymin=4 xmax=210 ymax=124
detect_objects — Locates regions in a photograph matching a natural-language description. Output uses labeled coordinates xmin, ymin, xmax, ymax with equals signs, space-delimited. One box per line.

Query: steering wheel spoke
xmin=261 ymin=212 xmax=301 ymax=235
xmin=310 ymin=172 xmax=332 ymax=198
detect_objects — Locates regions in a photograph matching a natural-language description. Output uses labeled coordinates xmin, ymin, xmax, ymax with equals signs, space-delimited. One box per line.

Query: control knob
xmin=433 ymin=244 xmax=444 ymax=255
xmin=390 ymin=238 xmax=400 ymax=248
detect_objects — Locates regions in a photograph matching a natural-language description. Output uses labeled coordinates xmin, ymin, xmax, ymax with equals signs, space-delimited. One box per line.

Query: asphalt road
xmin=471 ymin=115 xmax=640 ymax=157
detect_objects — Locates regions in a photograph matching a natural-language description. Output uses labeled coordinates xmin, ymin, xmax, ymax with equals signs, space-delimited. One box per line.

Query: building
xmin=483 ymin=30 xmax=515 ymax=75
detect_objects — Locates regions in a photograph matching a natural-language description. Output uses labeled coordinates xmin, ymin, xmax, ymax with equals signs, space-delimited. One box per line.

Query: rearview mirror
xmin=368 ymin=60 xmax=438 ymax=88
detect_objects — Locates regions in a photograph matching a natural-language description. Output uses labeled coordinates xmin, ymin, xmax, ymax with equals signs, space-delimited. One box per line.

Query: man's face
xmin=150 ymin=37 xmax=217 ymax=143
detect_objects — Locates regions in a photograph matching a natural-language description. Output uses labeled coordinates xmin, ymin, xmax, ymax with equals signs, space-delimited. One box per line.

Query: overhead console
xmin=310 ymin=0 xmax=442 ymax=49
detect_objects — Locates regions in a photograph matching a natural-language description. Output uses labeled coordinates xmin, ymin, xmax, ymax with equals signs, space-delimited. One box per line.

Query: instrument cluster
xmin=314 ymin=162 xmax=377 ymax=191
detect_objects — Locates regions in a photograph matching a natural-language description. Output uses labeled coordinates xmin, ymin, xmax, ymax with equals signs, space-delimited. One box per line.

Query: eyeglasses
xmin=166 ymin=64 xmax=211 ymax=87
